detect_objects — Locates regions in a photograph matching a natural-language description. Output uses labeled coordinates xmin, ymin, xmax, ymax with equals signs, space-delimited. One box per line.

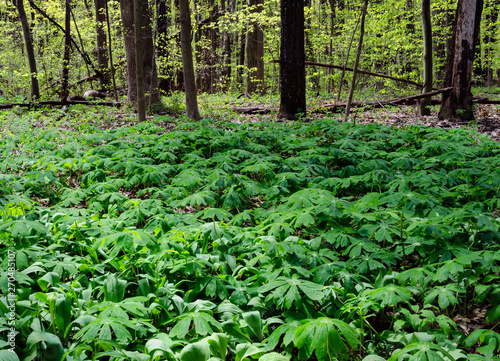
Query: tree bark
xmin=245 ymin=0 xmax=264 ymax=94
xmin=417 ymin=0 xmax=433 ymax=115
xmin=179 ymin=0 xmax=201 ymax=119
xmin=94 ymin=0 xmax=109 ymax=86
xmin=484 ymin=0 xmax=499 ymax=86
xmin=105 ymin=0 xmax=118 ymax=101
xmin=439 ymin=0 xmax=483 ymax=120
xmin=134 ymin=0 xmax=146 ymax=120
xmin=61 ymin=0 xmax=71 ymax=100
xmin=16 ymin=0 xmax=39 ymax=100
xmin=157 ymin=0 xmax=171 ymax=94
xmin=278 ymin=0 xmax=306 ymax=120
xmin=119 ymin=0 xmax=160 ymax=105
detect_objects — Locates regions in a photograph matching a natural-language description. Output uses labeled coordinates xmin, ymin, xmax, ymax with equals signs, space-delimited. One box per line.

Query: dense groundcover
xmin=1 ymin=109 xmax=500 ymax=361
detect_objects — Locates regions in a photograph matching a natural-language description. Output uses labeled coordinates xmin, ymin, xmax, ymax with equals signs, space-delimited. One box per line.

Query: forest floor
xmin=2 ymin=95 xmax=500 ymax=360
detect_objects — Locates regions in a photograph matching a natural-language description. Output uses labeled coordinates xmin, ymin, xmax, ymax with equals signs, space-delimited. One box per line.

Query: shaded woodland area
xmin=0 ymin=0 xmax=499 ymax=121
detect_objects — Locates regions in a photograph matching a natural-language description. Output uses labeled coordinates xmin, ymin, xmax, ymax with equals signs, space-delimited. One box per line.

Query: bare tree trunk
xmin=417 ymin=0 xmax=432 ymax=115
xmin=278 ymin=0 xmax=306 ymax=120
xmin=220 ymin=0 xmax=233 ymax=90
xmin=119 ymin=0 xmax=160 ymax=105
xmin=439 ymin=0 xmax=484 ymax=120
xmin=95 ymin=0 xmax=109 ymax=86
xmin=134 ymin=0 xmax=146 ymax=120
xmin=16 ymin=0 xmax=39 ymax=100
xmin=105 ymin=0 xmax=118 ymax=101
xmin=484 ymin=0 xmax=499 ymax=86
xmin=344 ymin=0 xmax=368 ymax=122
xmin=157 ymin=0 xmax=171 ymax=94
xmin=237 ymin=28 xmax=245 ymax=86
xmin=61 ymin=0 xmax=71 ymax=100
xmin=179 ymin=0 xmax=201 ymax=119
xmin=245 ymin=0 xmax=264 ymax=94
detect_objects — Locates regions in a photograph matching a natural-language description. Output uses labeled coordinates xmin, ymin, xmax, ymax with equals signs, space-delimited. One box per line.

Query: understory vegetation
xmin=1 ymin=104 xmax=500 ymax=361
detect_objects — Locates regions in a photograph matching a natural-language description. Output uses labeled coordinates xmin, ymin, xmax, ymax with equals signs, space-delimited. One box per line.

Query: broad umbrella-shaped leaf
xmin=169 ymin=312 xmax=222 ymax=339
xmin=388 ymin=342 xmax=455 ymax=361
xmin=294 ymin=317 xmax=359 ymax=361
xmin=423 ymin=284 xmax=464 ymax=309
xmin=365 ymin=285 xmax=413 ymax=307
xmin=258 ymin=276 xmax=324 ymax=309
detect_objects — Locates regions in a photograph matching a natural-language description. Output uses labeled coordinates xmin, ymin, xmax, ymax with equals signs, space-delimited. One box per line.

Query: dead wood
xmin=0 ymin=100 xmax=121 ymax=110
xmin=233 ymin=106 xmax=274 ymax=114
xmin=271 ymin=59 xmax=423 ymax=88
xmin=473 ymin=98 xmax=500 ymax=105
xmin=317 ymin=87 xmax=453 ymax=112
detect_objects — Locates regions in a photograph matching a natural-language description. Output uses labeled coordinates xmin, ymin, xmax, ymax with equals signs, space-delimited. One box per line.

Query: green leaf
xmin=243 ymin=311 xmax=264 ymax=342
xmin=0 ymin=350 xmax=20 ymax=361
xmin=365 ymin=285 xmax=413 ymax=307
xmin=103 ymin=273 xmax=127 ymax=303
xmin=180 ymin=340 xmax=211 ymax=361
xmin=258 ymin=352 xmax=290 ymax=361
xmin=294 ymin=317 xmax=359 ymax=360
xmin=206 ymin=333 xmax=228 ymax=360
xmin=235 ymin=343 xmax=264 ymax=361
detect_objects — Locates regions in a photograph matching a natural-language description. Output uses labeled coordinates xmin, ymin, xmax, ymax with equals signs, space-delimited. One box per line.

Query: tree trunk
xmin=95 ymin=0 xmax=109 ymax=86
xmin=157 ymin=0 xmax=171 ymax=94
xmin=220 ymin=0 xmax=233 ymax=90
xmin=432 ymin=3 xmax=454 ymax=88
xmin=278 ymin=0 xmax=306 ymax=120
xmin=134 ymin=0 xmax=146 ymax=120
xmin=105 ymin=0 xmax=118 ymax=101
xmin=484 ymin=0 xmax=499 ymax=86
xmin=343 ymin=0 xmax=368 ymax=122
xmin=237 ymin=28 xmax=246 ymax=86
xmin=119 ymin=0 xmax=160 ymax=105
xmin=245 ymin=0 xmax=264 ymax=94
xmin=179 ymin=0 xmax=201 ymax=119
xmin=16 ymin=0 xmax=39 ymax=100
xmin=439 ymin=0 xmax=484 ymax=120
xmin=417 ymin=0 xmax=432 ymax=116
xmin=61 ymin=0 xmax=71 ymax=100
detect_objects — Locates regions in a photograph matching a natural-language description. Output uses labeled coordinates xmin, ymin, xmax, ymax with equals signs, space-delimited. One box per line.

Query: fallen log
xmin=473 ymin=98 xmax=500 ymax=105
xmin=233 ymin=106 xmax=275 ymax=114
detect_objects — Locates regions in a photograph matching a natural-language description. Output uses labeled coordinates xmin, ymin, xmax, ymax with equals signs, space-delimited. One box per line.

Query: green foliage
xmin=2 ymin=108 xmax=500 ymax=360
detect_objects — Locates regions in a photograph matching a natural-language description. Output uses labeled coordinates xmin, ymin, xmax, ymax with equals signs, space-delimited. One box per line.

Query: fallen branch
xmin=233 ymin=106 xmax=274 ymax=114
xmin=0 ymin=100 xmax=121 ymax=110
xmin=271 ymin=59 xmax=423 ymax=88
xmin=317 ymin=87 xmax=452 ymax=112
xmin=473 ymin=98 xmax=500 ymax=105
